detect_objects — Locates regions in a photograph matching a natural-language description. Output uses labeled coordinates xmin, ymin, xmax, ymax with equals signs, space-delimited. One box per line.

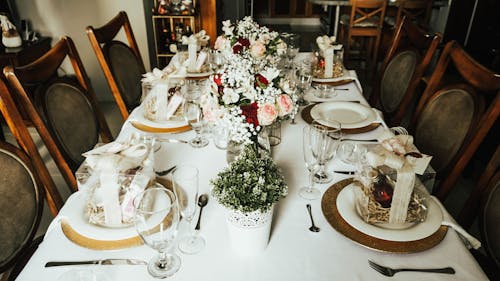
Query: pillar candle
xmin=324 ymin=46 xmax=334 ymax=78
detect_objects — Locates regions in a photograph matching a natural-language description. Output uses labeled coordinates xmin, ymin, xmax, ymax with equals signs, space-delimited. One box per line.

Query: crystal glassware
xmin=299 ymin=125 xmax=321 ymax=200
xmin=134 ymin=185 xmax=180 ymax=278
xmin=173 ymin=165 xmax=206 ymax=254
xmin=183 ymin=99 xmax=209 ymax=148
xmin=310 ymin=121 xmax=341 ymax=184
xmin=296 ymin=72 xmax=312 ymax=106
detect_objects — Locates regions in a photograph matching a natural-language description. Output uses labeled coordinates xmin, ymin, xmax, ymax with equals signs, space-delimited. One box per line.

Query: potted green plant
xmin=211 ymin=145 xmax=288 ymax=255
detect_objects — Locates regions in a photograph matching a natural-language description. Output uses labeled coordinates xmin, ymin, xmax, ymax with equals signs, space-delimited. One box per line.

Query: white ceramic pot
xmin=226 ymin=206 xmax=273 ymax=256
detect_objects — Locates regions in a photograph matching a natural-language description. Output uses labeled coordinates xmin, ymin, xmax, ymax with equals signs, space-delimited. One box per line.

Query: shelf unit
xmin=151 ymin=1 xmax=200 ymax=68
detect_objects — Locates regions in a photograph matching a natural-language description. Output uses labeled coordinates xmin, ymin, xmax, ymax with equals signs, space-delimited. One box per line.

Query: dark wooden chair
xmin=0 ymin=79 xmax=63 ymax=215
xmin=385 ymin=0 xmax=433 ymax=29
xmin=0 ymin=140 xmax=44 ymax=281
xmin=3 ymin=36 xmax=114 ymax=195
xmin=86 ymin=11 xmax=146 ymax=120
xmin=370 ymin=16 xmax=441 ymax=126
xmin=409 ymin=40 xmax=500 ymax=201
xmin=339 ymin=0 xmax=387 ymax=68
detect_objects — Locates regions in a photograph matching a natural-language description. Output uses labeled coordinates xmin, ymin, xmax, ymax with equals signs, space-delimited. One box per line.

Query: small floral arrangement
xmin=202 ymin=17 xmax=297 ymax=144
xmin=211 ymin=145 xmax=288 ymax=213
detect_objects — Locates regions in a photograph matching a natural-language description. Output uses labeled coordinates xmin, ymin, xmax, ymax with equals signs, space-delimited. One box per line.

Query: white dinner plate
xmin=310 ymin=102 xmax=376 ymax=129
xmin=336 ymin=183 xmax=443 ymax=242
xmin=61 ymin=191 xmax=139 ymax=241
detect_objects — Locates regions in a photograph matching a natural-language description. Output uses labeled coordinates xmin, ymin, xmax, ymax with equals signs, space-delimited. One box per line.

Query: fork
xmin=368 ymin=260 xmax=455 ymax=277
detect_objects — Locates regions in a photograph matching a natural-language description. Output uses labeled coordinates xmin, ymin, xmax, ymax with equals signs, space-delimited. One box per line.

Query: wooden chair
xmin=0 ymin=140 xmax=44 ymax=281
xmin=86 ymin=11 xmax=146 ymax=120
xmin=3 ymin=36 xmax=114 ymax=195
xmin=370 ymin=16 xmax=441 ymax=126
xmin=0 ymin=79 xmax=63 ymax=215
xmin=393 ymin=0 xmax=433 ymax=29
xmin=409 ymin=40 xmax=500 ymax=201
xmin=339 ymin=0 xmax=387 ymax=67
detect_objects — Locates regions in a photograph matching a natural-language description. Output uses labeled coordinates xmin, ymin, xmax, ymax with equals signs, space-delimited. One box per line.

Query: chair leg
xmin=373 ymin=33 xmax=382 ymax=70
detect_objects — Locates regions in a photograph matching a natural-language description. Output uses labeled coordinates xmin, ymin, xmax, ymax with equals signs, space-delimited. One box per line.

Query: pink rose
xmin=250 ymin=41 xmax=266 ymax=58
xmin=257 ymin=103 xmax=278 ymax=126
xmin=214 ymin=36 xmax=227 ymax=50
xmin=276 ymin=94 xmax=293 ymax=117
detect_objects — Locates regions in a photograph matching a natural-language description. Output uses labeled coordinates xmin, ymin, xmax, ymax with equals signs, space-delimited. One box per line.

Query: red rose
xmin=233 ymin=43 xmax=243 ymax=54
xmin=240 ymin=102 xmax=259 ymax=127
xmin=255 ymin=74 xmax=269 ymax=89
xmin=214 ymin=74 xmax=222 ymax=86
xmin=238 ymin=38 xmax=250 ymax=47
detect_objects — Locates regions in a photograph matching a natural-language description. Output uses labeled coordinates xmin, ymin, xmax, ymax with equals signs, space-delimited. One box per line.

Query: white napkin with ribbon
xmin=431 ymin=196 xmax=481 ymax=249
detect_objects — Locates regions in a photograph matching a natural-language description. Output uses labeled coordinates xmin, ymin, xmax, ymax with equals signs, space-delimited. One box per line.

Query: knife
xmin=45 ymin=259 xmax=147 ymax=267
xmin=157 ymin=138 xmax=188 ymax=144
xmin=333 ymin=171 xmax=355 ymax=175
xmin=328 ymin=135 xmax=378 ymax=142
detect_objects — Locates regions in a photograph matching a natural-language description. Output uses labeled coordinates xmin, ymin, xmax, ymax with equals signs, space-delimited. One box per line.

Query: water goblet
xmin=173 ymin=165 xmax=206 ymax=254
xmin=296 ymin=73 xmax=312 ymax=106
xmin=134 ymin=186 xmax=180 ymax=278
xmin=183 ymin=100 xmax=209 ymax=148
xmin=310 ymin=121 xmax=342 ymax=184
xmin=299 ymin=125 xmax=321 ymax=200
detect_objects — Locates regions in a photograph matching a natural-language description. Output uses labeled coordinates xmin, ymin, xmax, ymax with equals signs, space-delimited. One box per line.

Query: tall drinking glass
xmin=183 ymin=100 xmax=209 ymax=148
xmin=134 ymin=185 xmax=180 ymax=278
xmin=296 ymin=72 xmax=312 ymax=105
xmin=173 ymin=165 xmax=206 ymax=254
xmin=300 ymin=125 xmax=321 ymax=200
xmin=310 ymin=121 xmax=341 ymax=184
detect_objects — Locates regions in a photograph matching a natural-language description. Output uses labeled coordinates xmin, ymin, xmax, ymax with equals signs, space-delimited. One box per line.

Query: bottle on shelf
xmin=158 ymin=21 xmax=172 ymax=53
xmin=174 ymin=22 xmax=184 ymax=43
xmin=184 ymin=25 xmax=193 ymax=37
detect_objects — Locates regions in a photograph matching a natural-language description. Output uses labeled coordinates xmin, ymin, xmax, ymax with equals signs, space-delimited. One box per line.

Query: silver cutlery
xmin=45 ymin=259 xmax=147 ymax=267
xmin=334 ymin=88 xmax=349 ymax=91
xmin=368 ymin=260 xmax=455 ymax=277
xmin=328 ymin=135 xmax=378 ymax=143
xmin=195 ymin=194 xmax=208 ymax=230
xmin=157 ymin=138 xmax=188 ymax=144
xmin=333 ymin=171 xmax=355 ymax=175
xmin=155 ymin=165 xmax=176 ymax=176
xmin=306 ymin=204 xmax=320 ymax=232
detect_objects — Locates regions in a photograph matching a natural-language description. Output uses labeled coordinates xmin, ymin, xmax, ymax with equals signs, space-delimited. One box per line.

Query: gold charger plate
xmin=321 ymin=178 xmax=448 ymax=253
xmin=301 ymin=104 xmax=380 ymax=134
xmin=130 ymin=120 xmax=191 ymax=134
xmin=61 ymin=178 xmax=174 ymax=250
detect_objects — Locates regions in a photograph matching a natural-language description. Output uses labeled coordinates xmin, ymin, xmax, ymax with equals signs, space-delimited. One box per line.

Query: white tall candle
xmin=324 ymin=46 xmax=334 ymax=78
xmin=188 ymin=40 xmax=197 ymax=72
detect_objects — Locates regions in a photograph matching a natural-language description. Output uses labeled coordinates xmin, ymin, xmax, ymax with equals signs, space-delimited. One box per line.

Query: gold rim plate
xmin=321 ymin=178 xmax=447 ymax=253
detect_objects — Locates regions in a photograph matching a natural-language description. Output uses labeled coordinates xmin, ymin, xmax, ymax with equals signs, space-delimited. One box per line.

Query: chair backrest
xmin=370 ymin=16 xmax=441 ymax=126
xmin=348 ymin=0 xmax=386 ymax=29
xmin=411 ymin=40 xmax=500 ymax=200
xmin=0 ymin=141 xmax=43 ymax=272
xmin=395 ymin=0 xmax=433 ymax=29
xmin=86 ymin=11 xmax=146 ymax=120
xmin=481 ymin=170 xmax=500 ymax=269
xmin=0 ymin=79 xmax=63 ymax=215
xmin=3 ymin=36 xmax=113 ymax=193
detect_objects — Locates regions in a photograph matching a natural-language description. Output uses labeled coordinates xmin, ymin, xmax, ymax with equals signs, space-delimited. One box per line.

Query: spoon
xmin=306 ymin=204 xmax=320 ymax=232
xmin=195 ymin=194 xmax=209 ymax=230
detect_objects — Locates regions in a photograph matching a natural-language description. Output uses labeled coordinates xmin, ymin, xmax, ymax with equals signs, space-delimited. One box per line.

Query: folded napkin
xmin=431 ymin=196 xmax=481 ymax=249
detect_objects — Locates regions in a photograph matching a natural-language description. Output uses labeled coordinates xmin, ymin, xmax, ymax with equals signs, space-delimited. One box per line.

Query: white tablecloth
xmin=15 ymin=77 xmax=487 ymax=281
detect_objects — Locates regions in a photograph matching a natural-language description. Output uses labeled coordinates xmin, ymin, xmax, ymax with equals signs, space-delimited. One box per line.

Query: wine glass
xmin=173 ymin=165 xmax=206 ymax=254
xmin=183 ymin=99 xmax=209 ymax=148
xmin=296 ymin=72 xmax=312 ymax=106
xmin=310 ymin=121 xmax=341 ymax=184
xmin=299 ymin=125 xmax=321 ymax=200
xmin=134 ymin=185 xmax=180 ymax=278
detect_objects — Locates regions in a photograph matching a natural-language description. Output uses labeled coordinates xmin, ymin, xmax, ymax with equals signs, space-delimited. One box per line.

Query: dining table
xmin=14 ymin=65 xmax=488 ymax=281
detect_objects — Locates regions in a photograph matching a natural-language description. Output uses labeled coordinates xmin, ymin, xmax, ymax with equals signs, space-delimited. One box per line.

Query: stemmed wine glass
xmin=296 ymin=72 xmax=312 ymax=106
xmin=173 ymin=165 xmax=206 ymax=254
xmin=183 ymin=99 xmax=209 ymax=148
xmin=134 ymin=185 xmax=180 ymax=278
xmin=299 ymin=125 xmax=321 ymax=200
xmin=310 ymin=121 xmax=341 ymax=184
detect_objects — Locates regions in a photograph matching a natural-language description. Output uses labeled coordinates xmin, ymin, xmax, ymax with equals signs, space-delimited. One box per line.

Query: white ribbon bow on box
xmin=365 ymin=135 xmax=432 ymax=224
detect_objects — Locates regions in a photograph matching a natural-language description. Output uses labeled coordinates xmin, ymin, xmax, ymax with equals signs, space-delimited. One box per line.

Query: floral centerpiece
xmin=211 ymin=145 xmax=288 ymax=213
xmin=211 ymin=145 xmax=288 ymax=255
xmin=201 ymin=17 xmax=297 ymax=145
